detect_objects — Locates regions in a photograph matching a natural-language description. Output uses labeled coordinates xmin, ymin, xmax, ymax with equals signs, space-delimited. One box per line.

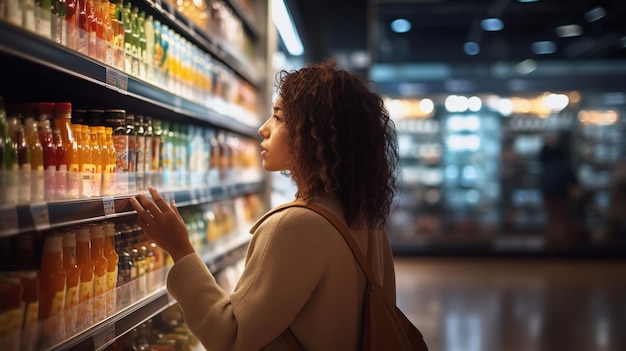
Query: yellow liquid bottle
xmin=62 ymin=230 xmax=80 ymax=336
xmin=75 ymin=226 xmax=94 ymax=330
xmin=89 ymin=126 xmax=102 ymax=196
xmin=88 ymin=223 xmax=108 ymax=323
xmin=55 ymin=103 xmax=80 ymax=199
xmin=23 ymin=107 xmax=45 ymax=202
xmin=39 ymin=234 xmax=67 ymax=347
xmin=105 ymin=126 xmax=117 ymax=195
xmin=103 ymin=221 xmax=119 ymax=316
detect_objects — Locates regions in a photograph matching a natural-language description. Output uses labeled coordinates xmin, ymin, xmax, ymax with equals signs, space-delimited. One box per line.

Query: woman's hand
xmin=130 ymin=187 xmax=195 ymax=262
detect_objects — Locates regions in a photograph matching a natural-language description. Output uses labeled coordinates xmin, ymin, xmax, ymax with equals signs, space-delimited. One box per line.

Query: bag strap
xmin=273 ymin=200 xmax=379 ymax=288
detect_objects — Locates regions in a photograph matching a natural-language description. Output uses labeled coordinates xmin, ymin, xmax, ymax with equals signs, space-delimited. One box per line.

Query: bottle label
xmin=65 ymin=284 xmax=79 ymax=335
xmin=77 ymin=280 xmax=93 ymax=329
xmin=106 ymin=269 xmax=118 ymax=316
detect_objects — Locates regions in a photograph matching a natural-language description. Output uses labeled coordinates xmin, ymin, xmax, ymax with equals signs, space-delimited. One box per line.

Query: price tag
xmin=105 ymin=68 xmax=118 ymax=87
xmin=117 ymin=73 xmax=128 ymax=91
xmin=29 ymin=202 xmax=51 ymax=231
xmin=103 ymin=196 xmax=115 ymax=217
xmin=0 ymin=205 xmax=19 ymax=236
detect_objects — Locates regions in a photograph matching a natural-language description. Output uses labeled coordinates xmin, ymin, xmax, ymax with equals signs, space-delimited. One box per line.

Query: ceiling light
xmin=585 ymin=6 xmax=606 ymax=22
xmin=464 ymin=41 xmax=480 ymax=55
xmin=555 ymin=24 xmax=582 ymax=38
xmin=391 ymin=19 xmax=412 ymax=33
xmin=531 ymin=41 xmax=556 ymax=55
xmin=481 ymin=18 xmax=504 ymax=31
xmin=272 ymin=0 xmax=304 ymax=56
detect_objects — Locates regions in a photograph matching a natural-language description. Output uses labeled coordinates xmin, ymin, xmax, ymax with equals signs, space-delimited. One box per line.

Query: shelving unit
xmin=0 ymin=0 xmax=273 ymax=349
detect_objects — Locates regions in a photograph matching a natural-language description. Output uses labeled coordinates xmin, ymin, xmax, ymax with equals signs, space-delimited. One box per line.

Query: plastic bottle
xmin=98 ymin=126 xmax=112 ymax=195
xmin=52 ymin=128 xmax=67 ymax=199
xmin=144 ymin=14 xmax=154 ymax=83
xmin=61 ymin=230 xmax=80 ymax=336
xmin=137 ymin=10 xmax=146 ymax=80
xmin=72 ymin=123 xmax=86 ymax=197
xmin=89 ymin=223 xmax=107 ymax=323
xmin=102 ymin=221 xmax=118 ymax=316
xmin=75 ymin=226 xmax=94 ymax=330
xmin=143 ymin=116 xmax=153 ymax=188
xmin=55 ymin=103 xmax=79 ymax=198
xmin=39 ymin=120 xmax=57 ymax=201
xmin=39 ymin=234 xmax=67 ymax=347
xmin=89 ymin=126 xmax=102 ymax=196
xmin=77 ymin=0 xmax=88 ymax=54
xmin=122 ymin=2 xmax=132 ymax=74
xmin=102 ymin=0 xmax=113 ymax=66
xmin=22 ymin=104 xmax=43 ymax=202
xmin=104 ymin=109 xmax=127 ymax=194
xmin=86 ymin=0 xmax=97 ymax=58
xmin=81 ymin=124 xmax=96 ymax=197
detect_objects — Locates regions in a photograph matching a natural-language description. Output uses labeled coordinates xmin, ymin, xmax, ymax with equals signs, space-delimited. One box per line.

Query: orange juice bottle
xmin=55 ymin=103 xmax=80 ymax=199
xmin=88 ymin=126 xmax=102 ymax=196
xmin=102 ymin=221 xmax=118 ymax=316
xmin=38 ymin=234 xmax=67 ymax=347
xmin=75 ymin=226 xmax=94 ymax=330
xmin=62 ymin=230 xmax=80 ymax=336
xmin=23 ymin=105 xmax=45 ymax=203
xmin=88 ymin=223 xmax=108 ymax=323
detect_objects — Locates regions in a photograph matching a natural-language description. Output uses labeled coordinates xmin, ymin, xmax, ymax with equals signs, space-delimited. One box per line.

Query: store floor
xmin=394 ymin=257 xmax=626 ymax=351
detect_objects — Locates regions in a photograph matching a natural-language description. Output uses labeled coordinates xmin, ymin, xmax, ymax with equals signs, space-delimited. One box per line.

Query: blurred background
xmin=277 ymin=0 xmax=626 ymax=257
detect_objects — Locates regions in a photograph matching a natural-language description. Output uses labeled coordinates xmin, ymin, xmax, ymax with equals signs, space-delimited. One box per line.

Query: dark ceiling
xmin=289 ymin=0 xmax=626 ymax=96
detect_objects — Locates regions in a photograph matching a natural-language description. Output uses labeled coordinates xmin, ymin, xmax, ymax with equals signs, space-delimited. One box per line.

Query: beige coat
xmin=167 ymin=196 xmax=397 ymax=351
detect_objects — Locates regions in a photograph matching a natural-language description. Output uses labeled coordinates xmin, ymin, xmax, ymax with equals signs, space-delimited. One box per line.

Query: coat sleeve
xmin=166 ymin=207 xmax=335 ymax=351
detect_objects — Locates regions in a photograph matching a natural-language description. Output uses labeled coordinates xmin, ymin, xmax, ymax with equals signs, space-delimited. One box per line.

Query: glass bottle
xmin=89 ymin=126 xmax=102 ymax=196
xmin=102 ymin=221 xmax=118 ymax=316
xmin=151 ymin=118 xmax=162 ymax=187
xmin=130 ymin=224 xmax=147 ymax=298
xmin=65 ymin=0 xmax=78 ymax=50
xmin=116 ymin=224 xmax=134 ymax=307
xmin=89 ymin=223 xmax=108 ymax=323
xmin=54 ymin=102 xmax=79 ymax=199
xmin=39 ymin=120 xmax=57 ymax=201
xmin=24 ymin=105 xmax=44 ymax=202
xmin=144 ymin=14 xmax=154 ymax=82
xmin=39 ymin=234 xmax=67 ymax=347
xmin=75 ymin=226 xmax=94 ymax=330
xmin=61 ymin=230 xmax=80 ymax=336
xmin=137 ymin=10 xmax=146 ymax=80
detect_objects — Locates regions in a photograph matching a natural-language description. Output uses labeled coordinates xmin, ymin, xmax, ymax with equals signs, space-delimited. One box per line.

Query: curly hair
xmin=276 ymin=60 xmax=399 ymax=229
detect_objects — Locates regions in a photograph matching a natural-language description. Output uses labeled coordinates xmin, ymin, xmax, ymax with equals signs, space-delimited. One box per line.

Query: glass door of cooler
xmin=440 ymin=111 xmax=501 ymax=239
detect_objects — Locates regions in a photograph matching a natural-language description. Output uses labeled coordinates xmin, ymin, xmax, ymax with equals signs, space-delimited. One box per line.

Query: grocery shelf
xmin=0 ymin=180 xmax=265 ymax=237
xmin=0 ymin=20 xmax=260 ymax=137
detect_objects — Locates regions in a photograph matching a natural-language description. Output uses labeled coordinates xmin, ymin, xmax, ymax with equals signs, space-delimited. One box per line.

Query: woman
xmin=130 ymin=60 xmax=399 ymax=350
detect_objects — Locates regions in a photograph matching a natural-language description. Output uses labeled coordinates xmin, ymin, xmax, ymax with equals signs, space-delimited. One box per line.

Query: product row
xmin=0 ymin=98 xmax=263 ymax=205
xmin=0 ymin=0 xmax=259 ymax=120
xmin=0 ymin=193 xmax=264 ymax=351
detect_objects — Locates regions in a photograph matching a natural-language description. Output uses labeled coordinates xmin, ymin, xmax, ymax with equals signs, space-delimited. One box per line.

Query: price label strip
xmin=29 ymin=202 xmax=51 ymax=231
xmin=103 ymin=196 xmax=115 ymax=217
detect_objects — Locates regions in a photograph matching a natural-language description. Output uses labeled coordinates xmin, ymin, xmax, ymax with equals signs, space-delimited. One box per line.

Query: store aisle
xmin=394 ymin=257 xmax=626 ymax=351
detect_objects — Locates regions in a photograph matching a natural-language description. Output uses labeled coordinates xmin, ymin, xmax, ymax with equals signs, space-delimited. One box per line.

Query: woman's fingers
xmin=149 ymin=187 xmax=172 ymax=213
xmin=130 ymin=197 xmax=157 ymax=228
xmin=171 ymin=200 xmax=184 ymax=221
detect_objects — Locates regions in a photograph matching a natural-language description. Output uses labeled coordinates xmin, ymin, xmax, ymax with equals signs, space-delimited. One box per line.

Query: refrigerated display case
xmin=0 ymin=0 xmax=274 ymax=349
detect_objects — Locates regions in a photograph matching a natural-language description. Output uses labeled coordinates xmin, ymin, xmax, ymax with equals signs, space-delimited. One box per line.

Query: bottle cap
xmin=55 ymin=102 xmax=72 ymax=117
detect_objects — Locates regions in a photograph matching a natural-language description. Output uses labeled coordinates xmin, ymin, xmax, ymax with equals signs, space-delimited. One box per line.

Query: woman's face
xmin=258 ymin=97 xmax=292 ymax=172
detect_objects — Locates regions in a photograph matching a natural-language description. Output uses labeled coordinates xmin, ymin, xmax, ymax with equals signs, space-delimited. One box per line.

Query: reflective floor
xmin=394 ymin=257 xmax=626 ymax=351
